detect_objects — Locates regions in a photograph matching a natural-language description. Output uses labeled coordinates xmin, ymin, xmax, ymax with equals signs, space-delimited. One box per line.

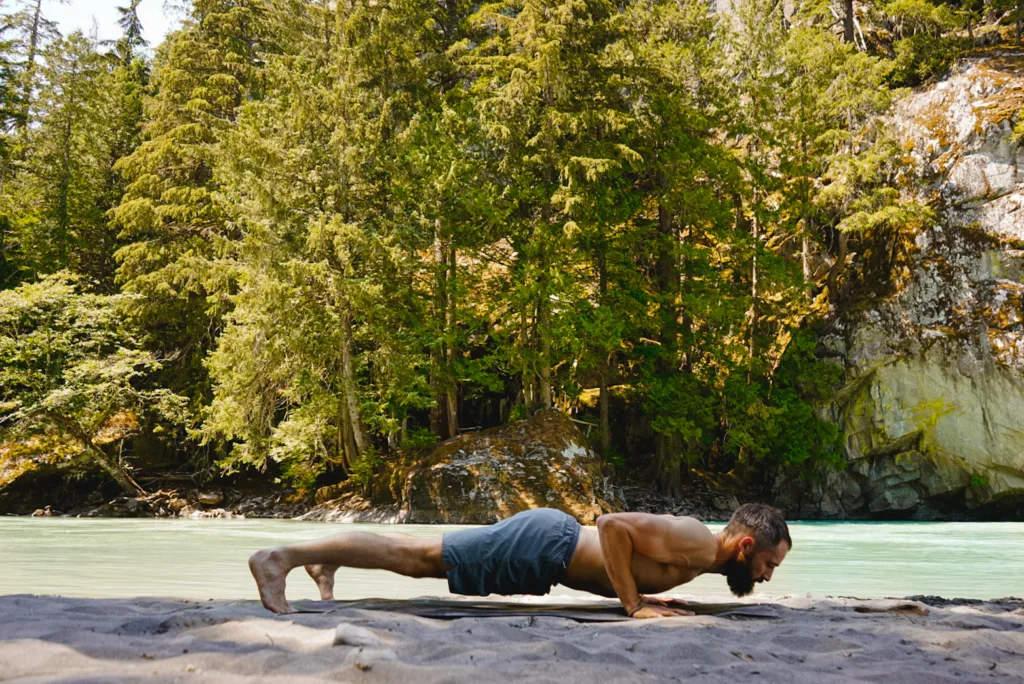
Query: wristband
xmin=627 ymin=602 xmax=644 ymax=617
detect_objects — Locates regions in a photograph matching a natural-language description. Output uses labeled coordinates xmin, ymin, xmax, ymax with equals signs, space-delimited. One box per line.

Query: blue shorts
xmin=441 ymin=508 xmax=582 ymax=596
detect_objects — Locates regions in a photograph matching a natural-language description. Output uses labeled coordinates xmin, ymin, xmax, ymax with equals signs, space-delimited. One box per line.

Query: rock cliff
xmin=786 ymin=51 xmax=1024 ymax=519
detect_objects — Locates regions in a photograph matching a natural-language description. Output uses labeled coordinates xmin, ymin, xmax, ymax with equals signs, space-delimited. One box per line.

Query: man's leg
xmin=249 ymin=532 xmax=447 ymax=614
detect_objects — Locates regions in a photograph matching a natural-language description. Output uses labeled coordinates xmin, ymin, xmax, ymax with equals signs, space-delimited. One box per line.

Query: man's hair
xmin=723 ymin=503 xmax=792 ymax=550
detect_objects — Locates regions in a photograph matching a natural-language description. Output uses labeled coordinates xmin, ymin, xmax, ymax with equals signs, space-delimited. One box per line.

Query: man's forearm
xmin=596 ymin=516 xmax=642 ymax=612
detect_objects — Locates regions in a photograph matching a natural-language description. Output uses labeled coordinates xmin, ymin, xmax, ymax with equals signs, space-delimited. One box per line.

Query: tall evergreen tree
xmin=111 ymin=0 xmax=274 ymax=406
xmin=3 ymin=32 xmax=114 ymax=281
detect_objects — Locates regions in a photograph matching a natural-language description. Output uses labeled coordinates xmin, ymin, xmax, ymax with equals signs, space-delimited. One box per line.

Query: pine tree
xmin=613 ymin=0 xmax=739 ymax=490
xmin=3 ymin=32 xmax=115 ymax=280
xmin=201 ymin=0 xmax=477 ymax=483
xmin=111 ymin=0 xmax=274 ymax=405
xmin=0 ymin=11 xmax=24 ymax=285
xmin=7 ymin=0 xmax=69 ymax=127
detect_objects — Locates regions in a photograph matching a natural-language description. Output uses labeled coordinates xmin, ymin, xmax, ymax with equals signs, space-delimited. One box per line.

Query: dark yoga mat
xmin=293 ymin=597 xmax=779 ymax=621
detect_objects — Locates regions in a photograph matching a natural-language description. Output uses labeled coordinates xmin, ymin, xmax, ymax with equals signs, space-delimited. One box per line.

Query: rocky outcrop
xmin=307 ymin=409 xmax=618 ymax=524
xmin=786 ymin=51 xmax=1024 ymax=519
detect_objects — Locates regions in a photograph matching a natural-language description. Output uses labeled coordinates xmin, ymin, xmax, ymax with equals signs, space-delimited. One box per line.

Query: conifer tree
xmin=111 ymin=0 xmax=273 ymax=405
xmin=4 ymin=32 xmax=114 ymax=281
xmin=201 ymin=0 xmax=476 ymax=482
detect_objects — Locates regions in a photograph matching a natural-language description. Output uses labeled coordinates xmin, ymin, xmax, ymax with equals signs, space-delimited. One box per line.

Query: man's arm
xmin=596 ymin=512 xmax=715 ymax=618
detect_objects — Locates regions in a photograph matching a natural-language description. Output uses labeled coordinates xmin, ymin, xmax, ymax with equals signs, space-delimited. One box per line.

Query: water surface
xmin=0 ymin=519 xmax=1020 ymax=601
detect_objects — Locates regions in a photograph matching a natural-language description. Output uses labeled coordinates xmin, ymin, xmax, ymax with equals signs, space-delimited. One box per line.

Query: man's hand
xmin=643 ymin=596 xmax=689 ymax=608
xmin=629 ymin=604 xmax=695 ymax=619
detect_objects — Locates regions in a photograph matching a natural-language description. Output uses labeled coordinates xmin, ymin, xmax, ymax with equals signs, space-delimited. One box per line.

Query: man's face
xmin=725 ymin=538 xmax=789 ymax=597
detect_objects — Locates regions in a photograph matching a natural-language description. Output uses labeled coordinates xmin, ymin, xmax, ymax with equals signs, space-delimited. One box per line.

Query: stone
xmin=333 ymin=624 xmax=382 ymax=648
xmin=867 ymin=485 xmax=921 ymax=513
xmin=197 ymin=491 xmax=224 ymax=506
xmin=713 ymin=496 xmax=741 ymax=512
xmin=314 ymin=484 xmax=346 ymax=505
xmin=394 ymin=409 xmax=617 ymax=524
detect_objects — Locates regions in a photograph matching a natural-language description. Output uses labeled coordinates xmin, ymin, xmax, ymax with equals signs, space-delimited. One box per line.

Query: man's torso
xmin=560 ymin=522 xmax=711 ymax=597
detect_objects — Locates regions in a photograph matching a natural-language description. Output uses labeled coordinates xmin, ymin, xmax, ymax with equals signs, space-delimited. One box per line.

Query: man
xmin=249 ymin=503 xmax=791 ymax=617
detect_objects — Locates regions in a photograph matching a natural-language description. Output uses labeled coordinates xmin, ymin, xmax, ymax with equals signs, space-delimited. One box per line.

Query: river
xmin=1 ymin=518 xmax=1021 ymax=601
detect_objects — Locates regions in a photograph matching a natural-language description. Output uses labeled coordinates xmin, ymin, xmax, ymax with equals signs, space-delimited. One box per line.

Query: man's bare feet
xmin=249 ymin=549 xmax=295 ymax=614
xmin=304 ymin=564 xmax=338 ymax=601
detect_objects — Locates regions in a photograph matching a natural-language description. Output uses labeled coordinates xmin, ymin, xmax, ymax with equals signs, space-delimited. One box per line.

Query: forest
xmin=0 ymin=0 xmax=1014 ymax=501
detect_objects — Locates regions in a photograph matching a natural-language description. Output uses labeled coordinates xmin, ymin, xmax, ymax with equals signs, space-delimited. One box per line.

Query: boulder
xmin=197 ymin=490 xmax=224 ymax=507
xmin=394 ymin=409 xmax=617 ymax=524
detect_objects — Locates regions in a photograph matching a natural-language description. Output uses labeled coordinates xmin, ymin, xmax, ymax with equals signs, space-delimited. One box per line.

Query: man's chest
xmin=631 ymin=556 xmax=702 ymax=592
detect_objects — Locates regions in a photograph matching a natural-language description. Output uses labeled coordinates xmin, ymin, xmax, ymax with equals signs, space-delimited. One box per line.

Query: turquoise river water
xmin=0 ymin=518 xmax=1021 ymax=601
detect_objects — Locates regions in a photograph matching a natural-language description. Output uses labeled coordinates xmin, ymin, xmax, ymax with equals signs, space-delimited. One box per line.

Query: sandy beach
xmin=2 ymin=594 xmax=1023 ymax=683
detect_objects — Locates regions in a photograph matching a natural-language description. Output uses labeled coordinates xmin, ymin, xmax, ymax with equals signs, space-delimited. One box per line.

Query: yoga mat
xmin=293 ymin=597 xmax=779 ymax=620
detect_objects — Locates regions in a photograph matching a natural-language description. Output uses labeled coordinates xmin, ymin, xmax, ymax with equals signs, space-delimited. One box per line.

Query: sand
xmin=2 ymin=594 xmax=1023 ymax=683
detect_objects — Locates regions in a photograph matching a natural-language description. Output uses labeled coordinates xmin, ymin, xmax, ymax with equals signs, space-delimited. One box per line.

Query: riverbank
xmin=3 ymin=478 xmax=734 ymax=523
xmin=2 ymin=594 xmax=1022 ymax=682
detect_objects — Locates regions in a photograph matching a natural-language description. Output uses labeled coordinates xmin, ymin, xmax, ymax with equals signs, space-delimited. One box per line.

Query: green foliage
xmin=2 ymin=32 xmax=117 ymax=282
xmin=889 ymin=34 xmax=966 ymax=87
xmin=401 ymin=427 xmax=439 ymax=450
xmin=109 ymin=0 xmax=274 ymax=406
xmin=720 ymin=329 xmax=843 ymax=475
xmin=881 ymin=0 xmax=958 ymax=38
xmin=0 ymin=272 xmax=188 ymax=492
xmin=348 ymin=447 xmax=384 ymax=494
xmin=0 ymin=0 xmax=969 ymax=498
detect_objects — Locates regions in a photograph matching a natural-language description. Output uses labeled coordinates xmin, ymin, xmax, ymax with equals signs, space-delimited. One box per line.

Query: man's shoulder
xmin=665 ymin=514 xmax=711 ymax=532
xmin=666 ymin=516 xmax=717 ymax=568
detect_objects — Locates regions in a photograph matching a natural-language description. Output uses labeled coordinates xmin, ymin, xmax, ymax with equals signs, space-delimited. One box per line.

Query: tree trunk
xmin=843 ymin=0 xmax=855 ymax=44
xmin=86 ymin=443 xmax=145 ymax=496
xmin=520 ymin=303 xmax=533 ymax=413
xmin=444 ymin=242 xmax=459 ymax=436
xmin=1017 ymin=0 xmax=1022 ymax=45
xmin=596 ymin=246 xmax=611 ymax=457
xmin=827 ymin=231 xmax=849 ymax=303
xmin=58 ymin=414 xmax=145 ymax=496
xmin=341 ymin=308 xmax=369 ymax=456
xmin=57 ymin=110 xmax=73 ymax=267
xmin=802 ymin=230 xmax=813 ymax=300
xmin=0 ymin=159 xmax=8 ymax=282
xmin=537 ymin=291 xmax=552 ymax=410
xmin=748 ymin=209 xmax=759 ymax=384
xmin=654 ymin=200 xmax=681 ymax=493
xmin=19 ymin=0 xmax=43 ymax=127
xmin=429 ymin=224 xmax=447 ymax=437
xmin=340 ymin=400 xmax=358 ymax=470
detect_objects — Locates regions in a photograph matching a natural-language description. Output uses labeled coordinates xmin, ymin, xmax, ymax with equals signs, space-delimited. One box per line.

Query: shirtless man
xmin=249 ymin=503 xmax=791 ymax=618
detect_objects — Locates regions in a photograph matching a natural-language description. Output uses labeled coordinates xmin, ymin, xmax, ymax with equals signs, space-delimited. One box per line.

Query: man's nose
xmin=762 ymin=569 xmax=774 ymax=582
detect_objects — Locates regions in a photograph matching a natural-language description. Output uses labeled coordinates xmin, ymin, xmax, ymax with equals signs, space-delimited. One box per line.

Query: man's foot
xmin=249 ymin=549 xmax=295 ymax=614
xmin=304 ymin=564 xmax=337 ymax=601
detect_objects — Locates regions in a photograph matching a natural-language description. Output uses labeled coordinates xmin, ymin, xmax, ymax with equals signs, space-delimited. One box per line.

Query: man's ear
xmin=738 ymin=536 xmax=756 ymax=555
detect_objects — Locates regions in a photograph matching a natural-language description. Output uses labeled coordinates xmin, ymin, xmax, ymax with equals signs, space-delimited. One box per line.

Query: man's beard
xmin=724 ymin=557 xmax=755 ymax=597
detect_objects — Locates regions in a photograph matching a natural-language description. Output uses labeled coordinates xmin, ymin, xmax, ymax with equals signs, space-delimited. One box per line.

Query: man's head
xmin=720 ymin=503 xmax=791 ymax=597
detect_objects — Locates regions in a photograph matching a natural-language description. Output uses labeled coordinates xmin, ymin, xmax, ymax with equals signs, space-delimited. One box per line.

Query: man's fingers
xmin=630 ymin=605 xmax=695 ymax=619
xmin=646 ymin=596 xmax=688 ymax=607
